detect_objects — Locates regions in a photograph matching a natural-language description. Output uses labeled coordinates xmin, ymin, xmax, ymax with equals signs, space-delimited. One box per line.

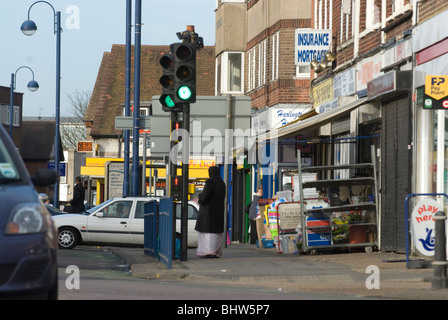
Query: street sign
xmin=115 ymin=116 xmax=151 ymax=130
xmin=47 ymin=161 xmax=66 ymax=177
xmin=423 ymin=75 xmax=448 ymax=109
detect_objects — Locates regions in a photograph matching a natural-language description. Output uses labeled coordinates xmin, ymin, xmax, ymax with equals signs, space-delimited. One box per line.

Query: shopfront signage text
xmin=295 ymin=29 xmax=332 ymax=66
xmin=424 ymin=75 xmax=448 ymax=109
xmin=411 ymin=198 xmax=438 ymax=256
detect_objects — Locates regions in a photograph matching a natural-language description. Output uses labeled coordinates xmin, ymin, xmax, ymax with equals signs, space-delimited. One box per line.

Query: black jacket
xmin=195 ymin=166 xmax=226 ymax=234
xmin=70 ymin=183 xmax=85 ymax=213
xmin=247 ymin=195 xmax=261 ymax=220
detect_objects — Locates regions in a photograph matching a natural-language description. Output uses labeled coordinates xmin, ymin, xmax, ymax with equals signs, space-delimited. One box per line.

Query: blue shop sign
xmin=47 ymin=162 xmax=66 ymax=176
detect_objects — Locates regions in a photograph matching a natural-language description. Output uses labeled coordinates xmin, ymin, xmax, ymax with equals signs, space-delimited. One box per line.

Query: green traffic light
xmin=165 ymin=95 xmax=175 ymax=107
xmin=178 ymin=86 xmax=192 ymax=100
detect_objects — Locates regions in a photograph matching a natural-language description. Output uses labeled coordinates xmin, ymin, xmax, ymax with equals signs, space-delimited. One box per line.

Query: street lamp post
xmin=21 ymin=1 xmax=62 ymax=208
xmin=131 ymin=0 xmax=142 ymax=196
xmin=9 ymin=66 xmax=39 ymax=138
xmin=123 ymin=0 xmax=132 ymax=197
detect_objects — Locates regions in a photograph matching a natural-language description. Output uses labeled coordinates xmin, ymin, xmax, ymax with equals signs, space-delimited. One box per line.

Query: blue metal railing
xmin=144 ymin=200 xmax=158 ymax=257
xmin=158 ymin=197 xmax=174 ymax=269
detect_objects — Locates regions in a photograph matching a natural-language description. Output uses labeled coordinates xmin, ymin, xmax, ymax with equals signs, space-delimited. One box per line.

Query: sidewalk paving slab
xmin=110 ymin=243 xmax=448 ymax=300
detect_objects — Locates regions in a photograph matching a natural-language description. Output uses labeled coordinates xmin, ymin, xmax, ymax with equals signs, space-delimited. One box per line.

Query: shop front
xmin=256 ymin=66 xmax=414 ymax=253
xmin=80 ymin=157 xmax=214 ymax=205
xmin=254 ymin=95 xmax=378 ymax=252
xmin=410 ymin=10 xmax=448 ymax=258
xmin=413 ymin=10 xmax=448 ymax=198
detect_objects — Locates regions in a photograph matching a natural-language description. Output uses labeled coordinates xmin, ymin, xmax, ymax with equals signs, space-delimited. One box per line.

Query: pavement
xmin=110 ymin=243 xmax=448 ymax=300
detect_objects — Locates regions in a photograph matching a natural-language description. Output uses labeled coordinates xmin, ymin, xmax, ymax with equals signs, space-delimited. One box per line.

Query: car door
xmin=86 ymin=199 xmax=133 ymax=244
xmin=129 ymin=200 xmax=146 ymax=245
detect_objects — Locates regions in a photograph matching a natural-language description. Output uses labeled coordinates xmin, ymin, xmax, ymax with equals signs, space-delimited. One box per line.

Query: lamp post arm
xmin=27 ymin=1 xmax=58 ymax=34
xmin=13 ymin=66 xmax=36 ymax=90
xmin=9 ymin=66 xmax=37 ymax=138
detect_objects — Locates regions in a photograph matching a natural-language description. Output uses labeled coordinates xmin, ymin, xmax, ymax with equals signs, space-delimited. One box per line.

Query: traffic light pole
xmin=160 ymin=26 xmax=202 ymax=262
xmin=170 ymin=111 xmax=178 ymax=261
xmin=181 ymin=103 xmax=190 ymax=261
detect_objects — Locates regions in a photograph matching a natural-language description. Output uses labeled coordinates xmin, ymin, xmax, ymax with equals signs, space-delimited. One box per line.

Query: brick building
xmin=215 ymin=0 xmax=312 ymax=122
xmin=215 ymin=0 xmax=448 ymax=252
xmin=0 ymin=86 xmax=23 ymax=148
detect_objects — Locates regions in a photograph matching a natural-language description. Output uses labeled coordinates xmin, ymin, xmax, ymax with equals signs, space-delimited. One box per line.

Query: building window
xmin=246 ymin=40 xmax=268 ymax=93
xmin=392 ymin=0 xmax=404 ymax=13
xmin=219 ymin=52 xmax=244 ymax=94
xmin=316 ymin=0 xmax=333 ymax=30
xmin=6 ymin=106 xmax=20 ymax=127
xmin=296 ymin=65 xmax=311 ymax=78
xmin=247 ymin=47 xmax=256 ymax=92
xmin=258 ymin=39 xmax=267 ymax=88
xmin=227 ymin=52 xmax=244 ymax=93
xmin=366 ymin=0 xmax=380 ymax=31
xmin=340 ymin=0 xmax=354 ymax=42
xmin=272 ymin=31 xmax=279 ymax=81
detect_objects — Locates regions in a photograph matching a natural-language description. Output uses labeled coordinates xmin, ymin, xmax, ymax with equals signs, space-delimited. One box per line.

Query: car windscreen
xmin=84 ymin=198 xmax=115 ymax=215
xmin=0 ymin=137 xmax=21 ymax=183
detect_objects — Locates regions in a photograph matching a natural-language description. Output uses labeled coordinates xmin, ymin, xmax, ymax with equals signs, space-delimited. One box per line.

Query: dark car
xmin=0 ymin=125 xmax=58 ymax=299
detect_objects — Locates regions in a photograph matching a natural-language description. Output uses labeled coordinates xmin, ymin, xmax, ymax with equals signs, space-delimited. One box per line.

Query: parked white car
xmin=52 ymin=197 xmax=199 ymax=249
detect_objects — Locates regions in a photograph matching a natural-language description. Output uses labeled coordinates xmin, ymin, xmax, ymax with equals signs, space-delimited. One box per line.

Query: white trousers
xmin=196 ymin=232 xmax=223 ymax=257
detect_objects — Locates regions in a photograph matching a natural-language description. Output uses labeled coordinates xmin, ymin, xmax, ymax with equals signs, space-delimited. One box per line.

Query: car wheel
xmin=58 ymin=227 xmax=79 ymax=249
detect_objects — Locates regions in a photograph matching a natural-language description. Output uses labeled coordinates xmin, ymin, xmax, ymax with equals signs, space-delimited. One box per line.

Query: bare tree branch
xmin=61 ymin=90 xmax=91 ymax=149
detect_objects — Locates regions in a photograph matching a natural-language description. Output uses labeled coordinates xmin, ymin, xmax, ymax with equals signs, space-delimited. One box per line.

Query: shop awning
xmin=258 ymin=97 xmax=368 ymax=140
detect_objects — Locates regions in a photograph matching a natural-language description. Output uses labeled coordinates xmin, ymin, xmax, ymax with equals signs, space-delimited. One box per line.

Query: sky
xmin=0 ymin=0 xmax=216 ymax=117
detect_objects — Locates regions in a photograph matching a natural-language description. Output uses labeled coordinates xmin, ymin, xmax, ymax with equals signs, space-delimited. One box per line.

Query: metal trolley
xmin=297 ymin=146 xmax=379 ymax=253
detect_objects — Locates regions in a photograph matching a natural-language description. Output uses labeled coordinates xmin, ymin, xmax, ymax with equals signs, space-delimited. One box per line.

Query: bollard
xmin=432 ymin=211 xmax=448 ymax=290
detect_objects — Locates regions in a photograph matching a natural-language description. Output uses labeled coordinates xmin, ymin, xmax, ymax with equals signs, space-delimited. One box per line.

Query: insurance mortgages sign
xmin=295 ymin=29 xmax=332 ymax=66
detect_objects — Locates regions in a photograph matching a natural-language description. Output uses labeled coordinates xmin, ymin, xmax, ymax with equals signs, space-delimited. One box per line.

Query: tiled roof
xmin=21 ymin=120 xmax=55 ymax=161
xmin=87 ymin=44 xmax=216 ymax=137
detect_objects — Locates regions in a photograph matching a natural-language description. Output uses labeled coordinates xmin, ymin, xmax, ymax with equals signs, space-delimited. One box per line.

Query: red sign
xmin=77 ymin=141 xmax=93 ymax=152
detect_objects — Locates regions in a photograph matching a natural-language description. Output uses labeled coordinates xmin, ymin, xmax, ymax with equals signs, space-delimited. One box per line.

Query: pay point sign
xmin=424 ymin=75 xmax=448 ymax=109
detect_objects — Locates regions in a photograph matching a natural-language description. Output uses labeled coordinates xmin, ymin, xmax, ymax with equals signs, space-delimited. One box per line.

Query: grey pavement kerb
xmin=110 ymin=244 xmax=448 ymax=299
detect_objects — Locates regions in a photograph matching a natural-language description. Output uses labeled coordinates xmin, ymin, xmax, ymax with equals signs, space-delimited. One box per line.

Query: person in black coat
xmin=69 ymin=176 xmax=85 ymax=213
xmin=195 ymin=166 xmax=226 ymax=258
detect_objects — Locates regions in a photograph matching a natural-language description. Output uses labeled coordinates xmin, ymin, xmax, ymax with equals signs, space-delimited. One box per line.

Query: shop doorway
xmin=380 ymin=95 xmax=411 ymax=253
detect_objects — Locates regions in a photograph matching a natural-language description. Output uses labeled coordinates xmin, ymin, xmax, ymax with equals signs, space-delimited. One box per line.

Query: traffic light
xmin=170 ymin=120 xmax=183 ymax=142
xmin=159 ymin=51 xmax=182 ymax=112
xmin=171 ymin=175 xmax=182 ymax=198
xmin=172 ymin=43 xmax=196 ymax=104
xmin=171 ymin=120 xmax=183 ymax=131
